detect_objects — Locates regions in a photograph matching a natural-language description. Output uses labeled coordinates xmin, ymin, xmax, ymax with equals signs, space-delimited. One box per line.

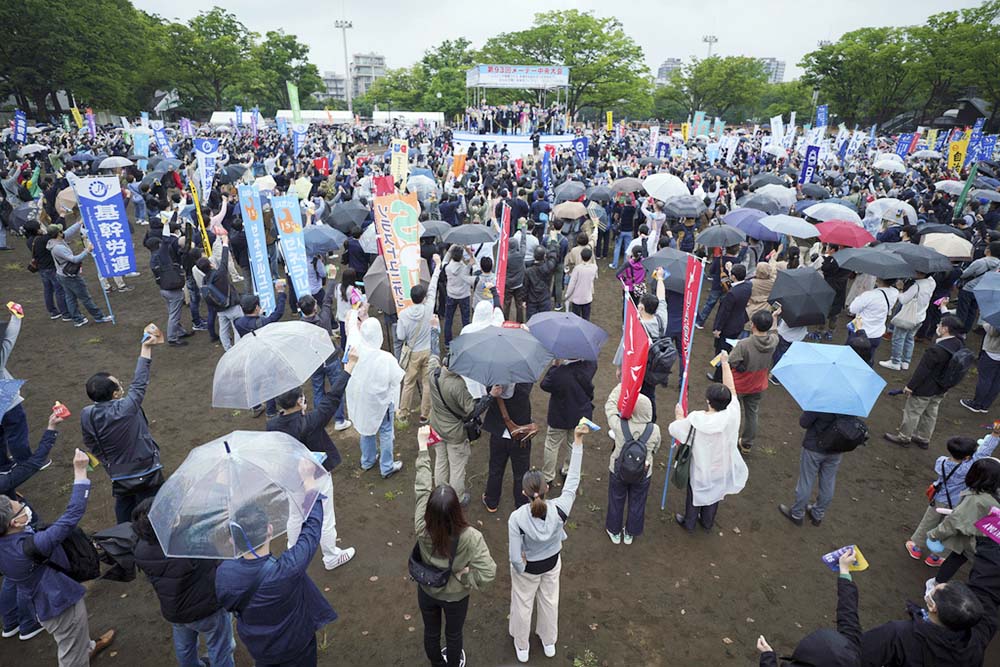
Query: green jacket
xmin=413 ymin=452 xmax=496 ymax=601
xmin=928 ymin=490 xmax=1000 ymax=558
xmin=427 ymin=355 xmax=476 ymax=445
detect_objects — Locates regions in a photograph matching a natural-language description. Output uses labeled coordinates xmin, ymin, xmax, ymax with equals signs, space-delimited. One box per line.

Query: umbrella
xmin=211 ymin=321 xmax=336 ymax=409
xmin=762 ymin=144 xmax=787 ymax=158
xmin=68 ymin=152 xmax=97 ymax=163
xmin=695 ymin=224 xmax=746 ymax=248
xmin=17 ymin=143 xmax=48 ymax=157
xmin=873 ymin=159 xmax=906 ymax=173
xmin=793 ymin=199 xmax=819 ymax=215
xmin=525 ymin=311 xmax=609 ymax=361
xmin=329 ymin=199 xmax=369 ymax=233
xmin=917 ymin=223 xmax=966 ymax=237
xmin=833 ymin=248 xmax=915 ymax=279
xmin=804 ymin=202 xmax=862 ymax=225
xmin=148 ymin=430 xmax=327 ymax=559
xmin=98 ymin=156 xmax=133 ymax=169
xmin=303 ymin=224 xmax=347 ymax=255
xmin=772 ymin=342 xmax=886 ymax=417
xmin=865 ymin=198 xmax=918 ymax=225
xmin=973 ymin=272 xmax=1000 ymax=327
xmin=152 ymin=158 xmax=185 ymax=173
xmin=934 ymin=180 xmax=965 ymax=196
xmin=554 ymin=181 xmax=586 ymax=202
xmin=972 ymin=189 xmax=1000 ymax=203
xmin=738 ymin=193 xmax=786 ymax=215
xmin=585 ymin=185 xmax=613 ymax=203
xmin=911 ymin=150 xmax=943 ymax=160
xmin=420 ymin=220 xmax=452 ymax=238
xmin=0 ymin=379 xmax=25 ymax=415
xmin=641 ymin=247 xmax=690 ymax=293
xmin=801 ymin=183 xmax=831 ymax=199
xmin=749 ymin=173 xmax=785 ymax=190
xmin=921 ymin=232 xmax=973 ymax=260
xmin=706 ymin=168 xmax=730 ymax=178
xmin=760 ymin=214 xmax=819 ymax=239
xmin=441 ymin=224 xmax=499 ymax=245
xmin=9 ymin=200 xmax=41 ymax=232
xmin=781 ymin=167 xmax=800 ymax=177
xmin=448 ymin=327 xmax=554 ymax=386
xmin=610 ymin=177 xmax=643 ymax=194
xmin=411 ymin=167 xmax=434 ymax=179
xmin=55 ymin=186 xmax=77 ymax=215
xmin=216 ymin=164 xmax=248 ymax=185
xmin=363 ymin=256 xmax=431 ymax=314
xmin=643 ymin=173 xmax=688 ymax=201
xmin=979 ymin=177 xmax=1000 ymax=189
xmin=637 ymin=157 xmax=661 ymax=166
xmin=662 ymin=194 xmax=707 ymax=218
xmin=879 ymin=242 xmax=952 ymax=274
xmin=815 ymin=221 xmax=875 ymax=248
xmin=407 ymin=174 xmax=437 ymax=199
xmin=140 ymin=172 xmax=163 ymax=188
xmin=551 ymin=201 xmax=588 ymax=220
xmin=769 ymin=267 xmax=835 ymax=327
xmin=755 ymin=184 xmax=798 ymax=208
xmin=874 ymin=152 xmax=904 ymax=165
xmin=358 ymin=223 xmax=379 ymax=254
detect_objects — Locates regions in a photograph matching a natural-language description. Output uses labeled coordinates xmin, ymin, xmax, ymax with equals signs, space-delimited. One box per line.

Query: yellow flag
xmin=681 ymin=123 xmax=690 ymax=142
xmin=926 ymin=129 xmax=938 ymax=152
xmin=949 ymin=139 xmax=970 ymax=172
xmin=70 ymin=107 xmax=83 ymax=129
xmin=606 ymin=111 xmax=613 ymax=132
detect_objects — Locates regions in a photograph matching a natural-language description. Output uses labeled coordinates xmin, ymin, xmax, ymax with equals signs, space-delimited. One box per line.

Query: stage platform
xmin=451 ymin=131 xmax=576 ymax=158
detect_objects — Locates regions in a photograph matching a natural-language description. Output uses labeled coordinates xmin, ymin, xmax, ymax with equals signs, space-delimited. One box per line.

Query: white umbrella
xmin=99 ymin=156 xmax=134 ymax=170
xmin=359 ymin=223 xmax=379 ymax=253
xmin=865 ymin=198 xmax=918 ymax=225
xmin=934 ymin=180 xmax=965 ymax=196
xmin=873 ymin=152 xmax=904 ymax=164
xmin=760 ymin=214 xmax=819 ymax=239
xmin=921 ymin=233 xmax=973 ymax=260
xmin=911 ymin=150 xmax=943 ymax=160
xmin=17 ymin=143 xmax=48 ymax=157
xmin=407 ymin=174 xmax=437 ymax=199
xmin=643 ymin=172 xmax=688 ymax=201
xmin=762 ymin=144 xmax=787 ymax=158
xmin=803 ymin=202 xmax=862 ymax=225
xmin=212 ymin=321 xmax=336 ymax=409
xmin=755 ymin=184 xmax=798 ymax=208
xmin=873 ymin=159 xmax=906 ymax=174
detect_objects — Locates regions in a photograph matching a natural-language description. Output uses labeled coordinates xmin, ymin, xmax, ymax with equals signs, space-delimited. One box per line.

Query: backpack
xmin=817 ymin=416 xmax=869 ymax=453
xmin=151 ymin=246 xmax=185 ymax=291
xmin=615 ymin=417 xmax=654 ymax=484
xmin=645 ymin=315 xmax=678 ymax=386
xmin=200 ymin=270 xmax=230 ymax=309
xmin=22 ymin=526 xmax=102 ymax=583
xmin=937 ymin=344 xmax=975 ymax=391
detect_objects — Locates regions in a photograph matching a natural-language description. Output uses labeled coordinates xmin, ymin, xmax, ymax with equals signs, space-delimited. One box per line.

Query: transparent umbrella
xmin=148 ymin=431 xmax=327 ymax=559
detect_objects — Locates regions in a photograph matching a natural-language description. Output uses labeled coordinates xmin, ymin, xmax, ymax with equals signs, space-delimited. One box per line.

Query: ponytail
xmin=530 ymin=495 xmax=547 ymax=521
xmin=522 ymin=470 xmax=548 ymax=520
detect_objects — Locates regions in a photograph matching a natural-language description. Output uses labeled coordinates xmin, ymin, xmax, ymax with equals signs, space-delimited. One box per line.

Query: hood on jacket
xmin=911 ymin=619 xmax=979 ymax=666
xmin=756 ymin=262 xmax=773 ymax=280
xmin=359 ymin=317 xmax=383 ymax=351
xmin=514 ymin=504 xmax=565 ymax=544
xmin=749 ymin=330 xmax=779 ymax=352
xmin=626 ymin=392 xmax=653 ymax=425
xmin=785 ymin=628 xmax=858 ymax=666
xmin=399 ymin=301 xmax=429 ymax=325
xmin=688 ymin=401 xmax=733 ymax=434
xmin=462 ymin=301 xmax=499 ymax=335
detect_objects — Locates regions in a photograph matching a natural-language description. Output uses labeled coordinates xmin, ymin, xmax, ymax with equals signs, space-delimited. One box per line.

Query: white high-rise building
xmin=656 ymin=58 xmax=683 ymax=85
xmin=350 ymin=52 xmax=386 ymax=98
xmin=315 ymin=71 xmax=347 ymax=102
xmin=758 ymin=58 xmax=786 ymax=84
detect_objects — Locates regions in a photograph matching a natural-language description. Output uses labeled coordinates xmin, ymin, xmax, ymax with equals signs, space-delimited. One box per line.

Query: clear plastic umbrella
xmin=99 ymin=156 xmax=134 ymax=170
xmin=865 ymin=198 xmax=918 ymax=225
xmin=212 ymin=321 xmax=335 ymax=409
xmin=148 ymin=431 xmax=327 ymax=559
xmin=407 ymin=174 xmax=437 ymax=199
xmin=755 ymin=184 xmax=797 ymax=208
xmin=643 ymin=173 xmax=688 ymax=201
xmin=803 ymin=202 xmax=862 ymax=225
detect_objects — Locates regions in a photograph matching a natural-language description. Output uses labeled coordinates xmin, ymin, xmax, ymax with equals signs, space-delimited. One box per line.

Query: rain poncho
xmin=668 ymin=396 xmax=747 ymax=506
xmin=345 ymin=312 xmax=404 ymax=436
xmin=459 ymin=302 xmax=503 ymax=398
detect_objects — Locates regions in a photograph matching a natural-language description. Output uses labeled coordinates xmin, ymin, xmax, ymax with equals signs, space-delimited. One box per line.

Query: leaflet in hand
xmin=821 ymin=545 xmax=869 ymax=572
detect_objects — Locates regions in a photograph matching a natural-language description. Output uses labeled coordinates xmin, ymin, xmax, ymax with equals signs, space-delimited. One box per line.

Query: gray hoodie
xmin=507 ymin=443 xmax=581 ymax=573
xmin=46 ymin=222 xmax=90 ymax=277
xmin=396 ymin=263 xmax=442 ymax=352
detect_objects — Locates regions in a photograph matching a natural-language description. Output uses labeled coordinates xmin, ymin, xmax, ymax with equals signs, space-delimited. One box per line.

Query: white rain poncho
xmin=346 ymin=312 xmax=404 ymax=436
xmin=668 ymin=396 xmax=747 ymax=506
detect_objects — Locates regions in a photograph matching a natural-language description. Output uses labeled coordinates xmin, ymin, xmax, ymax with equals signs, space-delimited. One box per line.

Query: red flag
xmin=373 ymin=175 xmax=395 ymax=196
xmin=495 ymin=203 xmax=511 ymax=304
xmin=313 ymin=157 xmax=329 ymax=176
xmin=544 ymin=144 xmax=556 ymax=159
xmin=514 ymin=158 xmax=523 ymax=180
xmin=617 ymin=298 xmax=650 ymax=419
xmin=907 ymin=132 xmax=920 ymax=155
xmin=679 ymin=256 xmax=705 ymax=414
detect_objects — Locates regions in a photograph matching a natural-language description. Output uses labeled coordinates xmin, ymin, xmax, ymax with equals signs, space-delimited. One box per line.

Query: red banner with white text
xmin=618 ymin=297 xmax=650 ymax=418
xmin=495 ymin=203 xmax=511 ymax=305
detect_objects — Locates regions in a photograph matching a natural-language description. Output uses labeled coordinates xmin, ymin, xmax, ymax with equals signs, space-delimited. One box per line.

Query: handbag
xmin=408 ymin=533 xmax=460 ymax=588
xmin=399 ymin=343 xmax=412 ymax=371
xmin=496 ymin=397 xmax=538 ymax=444
xmin=892 ymin=294 xmax=923 ymax=330
xmin=671 ymin=427 xmax=695 ymax=489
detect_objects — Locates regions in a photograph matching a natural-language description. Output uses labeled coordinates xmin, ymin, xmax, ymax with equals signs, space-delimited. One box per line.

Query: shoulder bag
xmin=671 ymin=427 xmax=695 ymax=489
xmin=87 ymin=409 xmax=163 ymax=496
xmin=432 ymin=369 xmax=481 ymax=442
xmin=496 ymin=397 xmax=538 ymax=444
xmin=408 ymin=533 xmax=461 ymax=588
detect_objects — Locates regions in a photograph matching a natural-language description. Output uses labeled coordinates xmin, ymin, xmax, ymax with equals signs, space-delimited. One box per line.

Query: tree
xmin=358 ymin=66 xmax=426 ymax=114
xmin=656 ymin=57 xmax=768 ymax=120
xmin=757 ymin=81 xmax=815 ymax=125
xmin=419 ymin=38 xmax=475 ymax=119
xmin=245 ymin=30 xmax=324 ymax=115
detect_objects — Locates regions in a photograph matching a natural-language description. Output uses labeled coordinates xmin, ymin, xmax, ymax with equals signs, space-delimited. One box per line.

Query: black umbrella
xmin=916 ymin=223 xmax=966 ymax=238
xmin=662 ymin=194 xmax=707 ymax=218
xmin=442 ymin=224 xmax=499 ymax=245
xmin=363 ymin=256 xmax=431 ymax=314
xmin=879 ymin=242 xmax=952 ymax=274
xmin=780 ymin=167 xmax=799 ymax=178
xmin=641 ymin=247 xmax=692 ymax=293
xmin=769 ymin=267 xmax=835 ymax=327
xmin=216 ymin=164 xmax=248 ymax=185
xmin=801 ymin=183 xmax=831 ymax=199
xmin=738 ymin=194 xmax=786 ymax=215
xmin=638 ymin=157 xmax=661 ymax=166
xmin=303 ymin=224 xmax=347 ymax=255
xmin=449 ymin=326 xmax=554 ymax=386
xmin=420 ymin=220 xmax=452 ymax=238
xmin=329 ymin=199 xmax=369 ymax=233
xmin=972 ymin=189 xmax=1000 ymax=203
xmin=152 ymin=158 xmax=183 ymax=173
xmin=833 ymin=247 xmax=915 ymax=279
xmin=586 ymin=186 xmax=612 ymax=203
xmin=554 ymin=180 xmax=586 ymax=202
xmin=10 ymin=200 xmax=41 ymax=232
xmin=749 ymin=173 xmax=785 ymax=190
xmin=707 ymin=168 xmax=730 ymax=178
xmin=695 ymin=224 xmax=746 ymax=248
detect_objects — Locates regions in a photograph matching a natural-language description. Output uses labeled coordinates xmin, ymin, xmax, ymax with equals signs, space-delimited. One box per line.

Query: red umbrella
xmin=815 ymin=220 xmax=875 ymax=248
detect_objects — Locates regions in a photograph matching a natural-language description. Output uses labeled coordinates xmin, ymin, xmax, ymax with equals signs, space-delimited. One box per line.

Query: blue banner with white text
xmin=237 ymin=184 xmax=276 ymax=315
xmin=272 ymin=195 xmax=310 ymax=298
xmin=73 ymin=177 xmax=138 ymax=278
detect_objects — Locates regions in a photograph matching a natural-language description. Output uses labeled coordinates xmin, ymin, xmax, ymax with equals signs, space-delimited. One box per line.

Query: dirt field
xmin=2 ymin=242 xmax=997 ymax=667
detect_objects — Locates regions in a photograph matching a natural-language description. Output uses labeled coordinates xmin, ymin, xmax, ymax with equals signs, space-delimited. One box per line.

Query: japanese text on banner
xmin=195 ymin=138 xmax=219 ymax=197
xmin=374 ymin=192 xmax=423 ymax=312
xmin=72 ymin=177 xmax=137 ymax=278
xmin=272 ymin=195 xmax=311 ymax=299
xmin=12 ymin=110 xmax=27 ymax=143
xmin=153 ymin=126 xmax=175 ymax=159
xmin=390 ymin=139 xmax=409 ymax=187
xmin=237 ymin=185 xmax=276 ymax=315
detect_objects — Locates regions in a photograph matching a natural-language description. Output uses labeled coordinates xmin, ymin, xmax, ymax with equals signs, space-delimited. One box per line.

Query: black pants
xmin=681 ymin=482 xmax=719 ymax=531
xmin=417 ymin=587 xmax=469 ymax=667
xmin=258 ymin=636 xmax=317 ymax=667
xmin=596 ymin=229 xmax=610 ymax=258
xmin=935 ymin=552 xmax=969 ymax=584
xmin=640 ymin=381 xmax=658 ymax=423
xmin=114 ymin=483 xmax=161 ymax=524
xmin=711 ymin=337 xmax=735 ymax=382
xmin=484 ymin=434 xmax=531 ymax=510
xmin=570 ymin=302 xmax=591 ymax=321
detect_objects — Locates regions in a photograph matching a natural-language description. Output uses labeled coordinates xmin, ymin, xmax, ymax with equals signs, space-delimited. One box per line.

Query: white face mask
xmin=924 ymin=591 xmax=935 ymax=612
xmin=21 ymin=506 xmax=33 ymax=526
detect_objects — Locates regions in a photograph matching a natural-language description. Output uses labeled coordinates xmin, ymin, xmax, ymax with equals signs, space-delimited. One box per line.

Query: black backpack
xmin=818 ymin=416 xmax=869 ymax=453
xmin=151 ymin=246 xmax=185 ymax=291
xmin=200 ymin=270 xmax=230 ymax=309
xmin=616 ymin=417 xmax=654 ymax=484
xmin=645 ymin=315 xmax=678 ymax=386
xmin=937 ymin=344 xmax=975 ymax=391
xmin=22 ymin=526 xmax=102 ymax=583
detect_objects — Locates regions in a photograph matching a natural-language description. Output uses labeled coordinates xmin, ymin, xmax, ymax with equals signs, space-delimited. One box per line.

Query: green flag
xmin=286 ymin=81 xmax=301 ymax=125
xmin=953 ymin=162 xmax=979 ymax=221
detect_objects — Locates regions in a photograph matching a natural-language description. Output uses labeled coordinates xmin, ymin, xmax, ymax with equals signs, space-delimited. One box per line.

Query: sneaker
xmin=323 ymin=547 xmax=355 ymax=571
xmin=924 ymin=555 xmax=944 ymax=567
xmin=606 ymin=529 xmax=621 ymax=545
xmin=823 ymin=331 xmax=833 ymax=341
xmin=694 ymin=322 xmax=704 ymax=330
xmin=18 ymin=623 xmax=43 ymax=641
xmin=38 ymin=459 xmax=52 ymax=471
xmin=905 ymin=540 xmax=923 ymax=560
xmin=90 ymin=629 xmax=115 ymax=659
xmin=61 ymin=316 xmax=74 ymax=322
xmin=252 ymin=406 xmax=265 ymax=418
xmin=806 ymin=331 xmax=821 ymax=341
xmin=805 ymin=503 xmax=822 ymax=526
xmin=167 ymin=340 xmax=189 ymax=347
xmin=878 ymin=360 xmax=901 ymax=371
xmin=738 ymin=442 xmax=753 ymax=455
xmin=2 ymin=625 xmax=19 ymax=639
xmin=608 ymin=263 xmax=617 ymax=270
xmin=883 ymin=432 xmax=911 ymax=447
xmin=74 ymin=318 xmax=89 ymax=327
xmin=482 ymin=494 xmax=498 ymax=513
xmin=126 ymin=272 xmax=141 ymax=278
xmin=960 ymin=399 xmax=988 ymax=414
xmin=96 ymin=316 xmax=114 ymax=323
xmin=48 ymin=313 xmax=61 ymax=320
xmin=441 ymin=648 xmax=466 ymax=667
xmin=117 ymin=285 xmax=135 ymax=293
xmin=623 ymin=532 xmax=634 ymax=545
xmin=515 ymin=642 xmax=530 ymax=663
xmin=193 ymin=322 xmax=209 ymax=331
xmin=901 ymin=362 xmax=909 ymax=370
xmin=334 ymin=420 xmax=352 ymax=432
xmin=911 ymin=438 xmax=930 ymax=450
xmin=543 ymin=643 xmax=556 ymax=658
xmin=381 ymin=461 xmax=403 ymax=479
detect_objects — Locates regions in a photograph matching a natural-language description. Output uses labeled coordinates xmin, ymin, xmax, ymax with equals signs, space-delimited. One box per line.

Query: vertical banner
xmin=572 ymin=136 xmax=589 ymax=164
xmin=978 ymin=135 xmax=998 ymax=162
xmin=713 ymin=117 xmax=725 ymax=136
xmin=152 ymin=126 xmax=175 ymax=159
xmin=250 ymin=107 xmax=259 ymax=141
xmin=85 ymin=108 xmax=97 ymax=139
xmin=313 ymin=156 xmax=329 ymax=177
xmin=180 ymin=118 xmax=193 ymax=137
xmin=514 ymin=158 xmax=523 ymax=180
xmin=934 ymin=130 xmax=949 ymax=152
xmin=133 ymin=132 xmax=150 ymax=170
xmin=293 ymin=124 xmax=306 ymax=156
xmin=815 ymin=104 xmax=828 ymax=128
xmin=799 ymin=144 xmax=820 ymax=183
xmin=948 ymin=139 xmax=970 ymax=172
xmin=286 ymin=81 xmax=302 ymax=125
xmin=237 ymin=184 xmax=276 ymax=315
xmin=606 ymin=111 xmax=613 ymax=132
xmin=73 ymin=177 xmax=138 ymax=278
xmin=140 ymin=111 xmax=149 ymax=128
xmin=967 ymin=117 xmax=988 ymax=166
xmin=681 ymin=122 xmax=690 ymax=142
xmin=541 ymin=149 xmax=553 ymax=203
xmin=62 ymin=115 xmax=71 ymax=133
xmin=195 ymin=138 xmax=219 ymax=198
xmin=373 ymin=192 xmax=422 ymax=312
xmin=656 ymin=142 xmax=671 ymax=160
xmin=12 ymin=110 xmax=27 ymax=143
xmin=272 ymin=195 xmax=311 ymax=298
xmin=234 ymin=105 xmax=243 ymax=127
xmin=276 ymin=117 xmax=288 ymax=137
xmin=648 ymin=125 xmax=660 ymax=156
xmin=953 ymin=163 xmax=980 ymax=220
xmin=71 ymin=106 xmax=84 ymax=129
xmin=692 ymin=111 xmax=706 ymax=138
xmin=894 ymin=133 xmax=914 ymax=157
xmin=373 ymin=175 xmax=395 ymax=196
xmin=390 ymin=138 xmax=410 ymax=187
xmin=495 ymin=202 xmax=511 ymax=305
xmin=452 ymin=152 xmax=467 ymax=179
xmin=617 ymin=297 xmax=649 ymax=419
xmin=769 ymin=115 xmax=784 ymax=145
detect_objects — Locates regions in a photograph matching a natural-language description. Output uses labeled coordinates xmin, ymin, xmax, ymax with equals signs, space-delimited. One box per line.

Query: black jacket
xmin=266 ymin=369 xmax=349 ymax=471
xmin=133 ymin=538 xmax=223 ymax=625
xmin=524 ymin=239 xmax=559 ymax=306
xmin=907 ymin=337 xmax=964 ymax=397
xmin=760 ymin=576 xmax=861 ymax=666
xmin=714 ymin=281 xmax=752 ymax=338
xmin=482 ymin=383 xmax=531 ymax=438
xmin=800 ymin=411 xmax=839 ymax=453
xmin=540 ymin=360 xmax=596 ymax=429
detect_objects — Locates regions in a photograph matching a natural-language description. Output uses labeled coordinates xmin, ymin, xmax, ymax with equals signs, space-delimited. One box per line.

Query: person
xmin=609 ymin=195 xmax=636 ymax=270
xmin=769 ymin=304 xmax=807 ymax=385
xmin=298 ymin=291 xmax=349 ymax=430
xmin=616 ymin=246 xmax=647 ymax=306
xmin=503 ymin=235 xmax=527 ymax=323
xmin=884 ymin=316 xmax=967 ymax=449
xmin=195 ymin=235 xmax=243 ymax=350
xmin=81 ymin=328 xmax=165 ymax=524
xmin=961 ymin=322 xmax=1000 ymax=413
xmin=710 ymin=264 xmax=751 ymax=382
xmin=524 ymin=230 xmax=560 ymax=319
xmin=756 ymin=549 xmax=862 ymax=667
xmin=346 ymin=307 xmax=405 ymax=479
xmin=669 ymin=352 xmax=748 ymax=532
xmin=132 ymin=498 xmax=235 ymax=667
xmin=215 ymin=488 xmax=337 ymax=667
xmin=234 ymin=284 xmax=288 ymax=337
xmin=0 ymin=449 xmax=116 ymax=666
xmin=46 ymin=222 xmax=113 ymax=327
xmin=0 ymin=312 xmax=31 ymax=470
xmin=268 ymin=349 xmax=357 ymax=571
xmin=540 ymin=358 xmax=597 ymax=487
xmin=603 ymin=385 xmax=661 ymax=544
xmin=148 ymin=233 xmax=192 ymax=347
xmin=956 ymin=240 xmax=1000 ymax=333
xmin=397 ymin=254 xmax=443 ymax=427
xmin=695 ymin=246 xmax=739 ymax=328
xmin=846 ymin=278 xmax=899 ymax=365
xmin=815 ymin=244 xmax=851 ymax=341
xmin=564 ymin=247 xmax=598 ymax=320
xmin=729 ymin=310 xmax=778 ymax=454
xmin=470 ymin=256 xmax=498 ymax=309
xmin=880 ymin=272 xmax=934 ymax=371
xmin=744 ymin=262 xmax=776 ymax=327
xmin=413 ymin=425 xmax=497 ymax=667
xmin=480 ymin=382 xmax=532 ymax=511
xmin=507 ymin=424 xmax=588 ymax=663
xmin=443 ymin=246 xmax=475 ymax=347
xmin=641 ymin=197 xmax=666 ymax=241
xmin=25 ymin=222 xmax=68 ymax=320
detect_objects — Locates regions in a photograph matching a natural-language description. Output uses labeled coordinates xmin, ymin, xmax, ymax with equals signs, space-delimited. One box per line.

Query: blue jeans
xmin=186 ymin=275 xmax=205 ymax=326
xmin=360 ymin=405 xmax=395 ymax=475
xmin=610 ymin=232 xmax=632 ymax=268
xmin=696 ymin=288 xmax=722 ymax=326
xmin=1 ymin=576 xmax=38 ymax=633
xmin=444 ymin=296 xmax=470 ymax=346
xmin=39 ymin=268 xmax=68 ymax=317
xmin=0 ymin=403 xmax=32 ymax=467
xmin=171 ymin=608 xmax=235 ymax=667
xmin=972 ymin=351 xmax=1000 ymax=410
xmin=311 ymin=358 xmax=346 ymax=422
xmin=57 ymin=274 xmax=105 ymax=323
xmin=890 ymin=325 xmax=917 ymax=365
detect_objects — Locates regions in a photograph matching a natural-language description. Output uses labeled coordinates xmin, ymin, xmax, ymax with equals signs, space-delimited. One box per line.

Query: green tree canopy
xmin=655 ymin=56 xmax=768 ymax=122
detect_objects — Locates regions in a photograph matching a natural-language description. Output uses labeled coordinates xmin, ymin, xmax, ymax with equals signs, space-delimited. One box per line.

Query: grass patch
xmin=573 ymin=649 xmax=600 ymax=667
xmin=85 ymin=337 xmax=103 ymax=344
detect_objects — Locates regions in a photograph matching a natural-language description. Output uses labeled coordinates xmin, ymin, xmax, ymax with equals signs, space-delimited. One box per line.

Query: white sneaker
xmin=901 ymin=362 xmax=909 ymax=370
xmin=515 ymin=642 xmax=529 ymax=663
xmin=925 ymin=577 xmax=937 ymax=597
xmin=323 ymin=547 xmax=355 ymax=571
xmin=623 ymin=532 xmax=634 ymax=545
xmin=607 ymin=529 xmax=621 ymax=545
xmin=334 ymin=420 xmax=352 ymax=432
xmin=878 ymin=360 xmax=901 ymax=371
xmin=381 ymin=460 xmax=403 ymax=479
xmin=543 ymin=643 xmax=556 ymax=658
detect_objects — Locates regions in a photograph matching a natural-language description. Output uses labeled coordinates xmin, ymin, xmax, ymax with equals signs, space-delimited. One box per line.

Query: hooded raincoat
xmin=668 ymin=396 xmax=747 ymax=506
xmin=345 ymin=311 xmax=404 ymax=436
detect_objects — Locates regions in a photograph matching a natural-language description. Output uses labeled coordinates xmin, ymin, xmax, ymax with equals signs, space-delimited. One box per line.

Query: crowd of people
xmin=0 ymin=109 xmax=1000 ymax=667
xmin=462 ymin=101 xmax=569 ymax=136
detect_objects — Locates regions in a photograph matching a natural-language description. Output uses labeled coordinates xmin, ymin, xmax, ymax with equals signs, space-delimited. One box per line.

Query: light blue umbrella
xmin=772 ymin=342 xmax=886 ymax=417
xmin=0 ymin=379 xmax=25 ymax=415
xmin=303 ymin=224 xmax=346 ymax=255
xmin=974 ymin=272 xmax=1000 ymax=328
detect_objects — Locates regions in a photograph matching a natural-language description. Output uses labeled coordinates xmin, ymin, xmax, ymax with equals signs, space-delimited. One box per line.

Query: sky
xmin=133 ymin=0 xmax=984 ymax=81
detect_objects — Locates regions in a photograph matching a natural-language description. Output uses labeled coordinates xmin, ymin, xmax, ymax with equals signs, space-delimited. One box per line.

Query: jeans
xmin=58 ymin=274 xmax=105 ymax=323
xmin=444 ymin=296 xmax=471 ymax=346
xmin=114 ymin=483 xmax=161 ymax=525
xmin=609 ymin=232 xmax=632 ymax=268
xmin=40 ymin=268 xmax=68 ymax=317
xmin=570 ymin=302 xmax=591 ymax=321
xmin=359 ymin=405 xmax=396 ymax=475
xmin=681 ymin=481 xmax=719 ymax=530
xmin=1 ymin=576 xmax=38 ymax=633
xmin=972 ymin=351 xmax=1000 ymax=410
xmin=186 ymin=275 xmax=205 ymax=326
xmin=696 ymin=289 xmax=722 ymax=326
xmin=0 ymin=403 xmax=31 ymax=467
xmin=160 ymin=288 xmax=186 ymax=342
xmin=789 ymin=448 xmax=843 ymax=520
xmin=889 ymin=325 xmax=917 ymax=365
xmin=171 ymin=609 xmax=235 ymax=667
xmin=310 ymin=358 xmax=346 ymax=422
xmin=484 ymin=434 xmax=531 ymax=509
xmin=596 ymin=228 xmax=610 ymax=258
xmin=606 ymin=470 xmax=651 ymax=537
xmin=739 ymin=392 xmax=762 ymax=447
xmin=957 ymin=289 xmax=978 ymax=334
xmin=417 ymin=587 xmax=469 ymax=667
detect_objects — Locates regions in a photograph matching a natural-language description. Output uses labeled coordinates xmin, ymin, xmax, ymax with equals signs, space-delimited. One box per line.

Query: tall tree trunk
xmin=49 ymin=90 xmax=64 ymax=114
xmin=31 ymin=90 xmax=48 ymax=116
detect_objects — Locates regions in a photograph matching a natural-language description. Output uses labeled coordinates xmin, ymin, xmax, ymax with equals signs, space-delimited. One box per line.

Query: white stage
xmin=451 ymin=131 xmax=576 ymax=158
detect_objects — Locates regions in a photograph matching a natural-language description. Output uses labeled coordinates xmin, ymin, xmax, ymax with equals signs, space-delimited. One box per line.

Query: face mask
xmin=924 ymin=591 xmax=935 ymax=611
xmin=19 ymin=506 xmax=33 ymax=528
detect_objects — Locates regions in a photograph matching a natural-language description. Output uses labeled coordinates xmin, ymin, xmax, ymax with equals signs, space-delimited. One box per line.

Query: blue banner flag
xmin=195 ymin=138 xmax=219 ymax=198
xmin=12 ymin=110 xmax=27 ymax=143
xmin=572 ymin=136 xmax=589 ymax=164
xmin=179 ymin=118 xmax=193 ymax=137
xmin=934 ymin=131 xmax=949 ymax=152
xmin=133 ymin=132 xmax=150 ymax=170
xmin=234 ymin=106 xmax=243 ymax=127
xmin=815 ymin=105 xmax=828 ymax=128
xmin=706 ymin=143 xmax=720 ymax=162
xmin=152 ymin=126 xmax=175 ymax=159
xmin=140 ymin=111 xmax=149 ymax=128
xmin=541 ymin=150 xmax=553 ymax=203
xmin=276 ymin=117 xmax=288 ymax=137
xmin=271 ymin=195 xmax=310 ymax=298
xmin=655 ymin=141 xmax=671 ymax=159
xmin=978 ymin=135 xmax=998 ymax=163
xmin=799 ymin=145 xmax=820 ymax=184
xmin=73 ymin=177 xmax=137 ymax=278
xmin=869 ymin=125 xmax=877 ymax=143
xmin=250 ymin=107 xmax=259 ymax=140
xmin=237 ymin=185 xmax=276 ymax=315
xmin=293 ymin=125 xmax=306 ymax=157
xmin=86 ymin=110 xmax=97 ymax=139
xmin=894 ymin=133 xmax=913 ymax=158
xmin=967 ymin=117 xmax=988 ymax=166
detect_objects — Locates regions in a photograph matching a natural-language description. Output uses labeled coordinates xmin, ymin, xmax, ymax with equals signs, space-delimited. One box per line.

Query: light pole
xmin=702 ymin=35 xmax=718 ymax=58
xmin=335 ymin=20 xmax=353 ymax=116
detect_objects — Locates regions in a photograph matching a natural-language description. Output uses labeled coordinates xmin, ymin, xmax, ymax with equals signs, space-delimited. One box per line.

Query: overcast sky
xmin=134 ymin=0 xmax=983 ymax=81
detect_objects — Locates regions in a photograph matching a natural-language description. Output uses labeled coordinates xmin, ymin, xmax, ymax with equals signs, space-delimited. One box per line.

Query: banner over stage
xmin=465 ymin=64 xmax=570 ymax=89
xmin=451 ymin=132 xmax=576 ymax=159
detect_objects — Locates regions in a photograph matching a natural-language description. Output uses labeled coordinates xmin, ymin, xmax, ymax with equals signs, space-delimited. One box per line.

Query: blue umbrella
xmin=726 ymin=208 xmax=781 ymax=242
xmin=772 ymin=342 xmax=886 ymax=417
xmin=0 ymin=379 xmax=25 ymax=415
xmin=411 ymin=167 xmax=434 ymax=179
xmin=303 ymin=224 xmax=347 ymax=255
xmin=525 ymin=311 xmax=609 ymax=361
xmin=793 ymin=199 xmax=818 ymax=215
xmin=973 ymin=272 xmax=1000 ymax=328
xmin=68 ymin=152 xmax=97 ymax=163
